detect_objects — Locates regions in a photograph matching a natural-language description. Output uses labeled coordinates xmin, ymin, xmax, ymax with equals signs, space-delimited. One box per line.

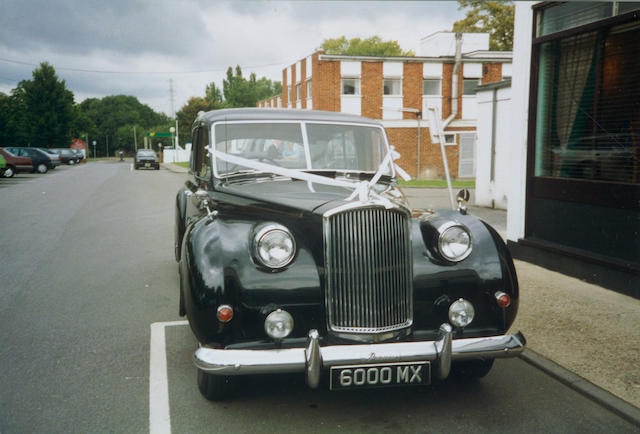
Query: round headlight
xmin=449 ymin=298 xmax=475 ymax=328
xmin=438 ymin=224 xmax=472 ymax=262
xmin=264 ymin=309 xmax=294 ymax=340
xmin=254 ymin=224 xmax=296 ymax=269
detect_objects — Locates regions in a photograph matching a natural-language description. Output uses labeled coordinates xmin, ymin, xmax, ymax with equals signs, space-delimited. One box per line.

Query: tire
xmin=36 ymin=163 xmax=48 ymax=174
xmin=4 ymin=165 xmax=15 ymax=178
xmin=134 ymin=165 xmax=138 ymax=170
xmin=68 ymin=159 xmax=75 ymax=165
xmin=197 ymin=369 xmax=233 ymax=401
xmin=450 ymin=359 xmax=494 ymax=380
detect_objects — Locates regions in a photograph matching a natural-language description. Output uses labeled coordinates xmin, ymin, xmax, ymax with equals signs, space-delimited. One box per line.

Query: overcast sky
xmin=0 ymin=1 xmax=464 ymax=116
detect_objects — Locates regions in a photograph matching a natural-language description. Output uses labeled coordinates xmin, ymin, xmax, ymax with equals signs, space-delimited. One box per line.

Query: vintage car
xmin=175 ymin=108 xmax=525 ymax=400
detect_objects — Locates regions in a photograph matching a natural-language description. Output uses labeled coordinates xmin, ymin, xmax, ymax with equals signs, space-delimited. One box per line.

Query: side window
xmin=198 ymin=127 xmax=211 ymax=179
xmin=190 ymin=127 xmax=201 ymax=175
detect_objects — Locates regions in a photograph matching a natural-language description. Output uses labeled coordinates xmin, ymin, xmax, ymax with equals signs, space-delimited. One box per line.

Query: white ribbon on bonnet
xmin=208 ymin=145 xmax=411 ymax=204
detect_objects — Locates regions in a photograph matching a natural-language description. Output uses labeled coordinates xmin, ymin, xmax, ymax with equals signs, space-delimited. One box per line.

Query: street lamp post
xmin=92 ymin=141 xmax=97 ymax=160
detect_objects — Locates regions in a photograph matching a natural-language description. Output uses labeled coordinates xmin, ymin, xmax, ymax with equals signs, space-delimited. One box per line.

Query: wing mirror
xmin=456 ymin=189 xmax=470 ymax=215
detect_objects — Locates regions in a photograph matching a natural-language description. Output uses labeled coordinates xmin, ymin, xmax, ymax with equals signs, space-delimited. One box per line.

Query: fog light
xmin=495 ymin=291 xmax=511 ymax=308
xmin=216 ymin=305 xmax=233 ymax=323
xmin=448 ymin=298 xmax=475 ymax=328
xmin=264 ymin=309 xmax=294 ymax=340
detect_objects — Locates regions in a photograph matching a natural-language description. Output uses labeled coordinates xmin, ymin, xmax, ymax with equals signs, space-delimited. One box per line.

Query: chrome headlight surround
xmin=252 ymin=223 xmax=296 ymax=269
xmin=437 ymin=222 xmax=472 ymax=262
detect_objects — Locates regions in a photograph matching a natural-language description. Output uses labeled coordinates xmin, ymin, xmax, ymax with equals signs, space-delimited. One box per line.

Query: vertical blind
xmin=534 ymin=22 xmax=640 ymax=185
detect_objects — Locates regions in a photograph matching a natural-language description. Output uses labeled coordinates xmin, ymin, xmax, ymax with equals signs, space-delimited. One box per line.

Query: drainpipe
xmin=443 ymin=32 xmax=463 ymax=130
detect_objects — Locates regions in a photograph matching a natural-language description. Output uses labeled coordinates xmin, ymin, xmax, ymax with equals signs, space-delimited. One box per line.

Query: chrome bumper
xmin=194 ymin=324 xmax=526 ymax=388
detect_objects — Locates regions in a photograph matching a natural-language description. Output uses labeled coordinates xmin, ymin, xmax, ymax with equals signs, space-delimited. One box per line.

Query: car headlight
xmin=264 ymin=309 xmax=294 ymax=340
xmin=437 ymin=223 xmax=472 ymax=262
xmin=253 ymin=224 xmax=296 ymax=269
xmin=449 ymin=298 xmax=475 ymax=327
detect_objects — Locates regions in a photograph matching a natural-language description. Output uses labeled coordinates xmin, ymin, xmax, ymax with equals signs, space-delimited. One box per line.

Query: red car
xmin=0 ymin=148 xmax=33 ymax=178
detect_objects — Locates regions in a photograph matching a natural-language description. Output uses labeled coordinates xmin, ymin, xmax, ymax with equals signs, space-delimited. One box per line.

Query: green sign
xmin=146 ymin=132 xmax=172 ymax=137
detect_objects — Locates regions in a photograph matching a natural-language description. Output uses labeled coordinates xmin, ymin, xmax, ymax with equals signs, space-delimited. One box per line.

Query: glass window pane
xmin=383 ymin=79 xmax=401 ymax=95
xmin=534 ymin=25 xmax=640 ymax=184
xmin=538 ymin=2 xmax=612 ymax=36
xmin=423 ymin=79 xmax=441 ymax=95
xmin=342 ymin=78 xmax=359 ymax=95
xmin=463 ymin=79 xmax=478 ymax=95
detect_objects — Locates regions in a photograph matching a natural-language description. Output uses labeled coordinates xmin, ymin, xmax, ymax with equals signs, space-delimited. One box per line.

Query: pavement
xmin=164 ymin=163 xmax=640 ymax=424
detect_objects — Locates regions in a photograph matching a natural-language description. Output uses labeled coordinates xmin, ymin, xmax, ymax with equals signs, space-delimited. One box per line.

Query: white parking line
xmin=149 ymin=320 xmax=188 ymax=434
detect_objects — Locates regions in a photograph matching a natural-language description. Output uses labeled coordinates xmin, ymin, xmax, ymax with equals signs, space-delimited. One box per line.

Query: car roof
xmin=195 ymin=108 xmax=383 ymax=127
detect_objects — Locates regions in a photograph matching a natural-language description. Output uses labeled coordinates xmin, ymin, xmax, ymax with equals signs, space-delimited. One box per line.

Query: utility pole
xmin=133 ymin=126 xmax=138 ymax=152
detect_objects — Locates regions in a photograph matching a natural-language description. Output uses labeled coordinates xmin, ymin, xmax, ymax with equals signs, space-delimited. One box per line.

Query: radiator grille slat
xmin=325 ymin=207 xmax=412 ymax=334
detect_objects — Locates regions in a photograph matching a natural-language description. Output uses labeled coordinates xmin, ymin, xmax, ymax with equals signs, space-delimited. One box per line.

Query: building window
xmin=423 ymin=79 xmax=441 ymax=95
xmin=383 ymin=78 xmax=401 ymax=95
xmin=296 ymin=83 xmax=301 ymax=101
xmin=341 ymin=78 xmax=360 ymax=95
xmin=444 ymin=134 xmax=456 ymax=145
xmin=463 ymin=79 xmax=479 ymax=95
xmin=534 ymin=22 xmax=640 ymax=184
xmin=307 ymin=80 xmax=312 ymax=98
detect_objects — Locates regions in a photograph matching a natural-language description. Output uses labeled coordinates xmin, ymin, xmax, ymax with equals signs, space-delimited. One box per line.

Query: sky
xmin=0 ymin=1 xmax=464 ymax=116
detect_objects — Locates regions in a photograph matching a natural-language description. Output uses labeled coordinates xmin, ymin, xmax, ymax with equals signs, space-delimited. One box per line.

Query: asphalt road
xmin=0 ymin=161 xmax=637 ymax=433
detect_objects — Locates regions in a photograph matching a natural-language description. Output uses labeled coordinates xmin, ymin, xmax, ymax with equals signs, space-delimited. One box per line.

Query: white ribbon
xmin=209 ymin=144 xmax=411 ymax=205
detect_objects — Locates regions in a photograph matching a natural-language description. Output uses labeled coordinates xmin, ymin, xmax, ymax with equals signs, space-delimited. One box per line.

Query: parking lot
xmin=1 ymin=161 xmax=637 ymax=433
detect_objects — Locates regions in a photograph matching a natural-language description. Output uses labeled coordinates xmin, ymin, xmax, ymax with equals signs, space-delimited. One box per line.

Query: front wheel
xmin=4 ymin=165 xmax=15 ymax=178
xmin=68 ymin=159 xmax=75 ymax=165
xmin=197 ymin=369 xmax=233 ymax=401
xmin=36 ymin=163 xmax=48 ymax=174
xmin=450 ymin=359 xmax=494 ymax=379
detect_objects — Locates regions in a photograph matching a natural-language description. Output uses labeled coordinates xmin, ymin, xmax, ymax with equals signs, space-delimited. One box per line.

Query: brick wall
xmin=312 ymin=51 xmax=340 ymax=112
xmin=300 ymin=59 xmax=307 ymax=109
xmin=361 ymin=62 xmax=382 ymax=119
xmin=402 ymin=63 xmax=423 ymax=119
xmin=481 ymin=63 xmax=503 ymax=85
xmin=282 ymin=68 xmax=288 ymax=107
xmin=442 ymin=63 xmax=464 ymax=120
xmin=386 ymin=127 xmax=461 ymax=179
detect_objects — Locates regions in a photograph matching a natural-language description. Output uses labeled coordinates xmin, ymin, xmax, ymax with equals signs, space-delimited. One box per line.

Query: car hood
xmin=218 ymin=177 xmax=409 ymax=215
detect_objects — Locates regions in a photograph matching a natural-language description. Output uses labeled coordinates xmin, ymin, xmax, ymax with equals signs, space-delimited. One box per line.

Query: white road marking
xmin=149 ymin=320 xmax=188 ymax=434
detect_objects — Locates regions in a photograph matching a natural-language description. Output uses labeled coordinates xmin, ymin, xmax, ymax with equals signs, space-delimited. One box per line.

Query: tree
xmin=320 ymin=36 xmax=415 ymax=57
xmin=176 ymin=96 xmax=212 ymax=145
xmin=205 ymin=82 xmax=226 ymax=109
xmin=452 ymin=1 xmax=514 ymax=51
xmin=13 ymin=62 xmax=75 ymax=147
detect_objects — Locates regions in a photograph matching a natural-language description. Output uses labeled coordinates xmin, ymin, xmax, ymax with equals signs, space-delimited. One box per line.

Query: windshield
xmin=213 ymin=122 xmax=391 ymax=177
xmin=137 ymin=150 xmax=156 ymax=157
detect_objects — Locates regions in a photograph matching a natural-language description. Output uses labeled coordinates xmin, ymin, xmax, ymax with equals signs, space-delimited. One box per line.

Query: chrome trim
xmin=193 ymin=327 xmax=526 ymax=388
xmin=436 ymin=221 xmax=473 ymax=262
xmin=252 ymin=223 xmax=296 ymax=269
xmin=323 ymin=203 xmax=413 ymax=339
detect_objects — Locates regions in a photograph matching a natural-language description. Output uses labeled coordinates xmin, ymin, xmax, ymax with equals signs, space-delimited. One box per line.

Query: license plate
xmin=330 ymin=361 xmax=430 ymax=390
xmin=145 ymin=163 xmax=150 ymax=167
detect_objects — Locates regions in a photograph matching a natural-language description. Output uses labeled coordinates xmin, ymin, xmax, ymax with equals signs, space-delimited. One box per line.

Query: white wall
xmin=475 ymin=86 xmax=512 ymax=209
xmin=341 ymin=96 xmax=361 ymax=115
xmin=506 ymin=2 xmax=536 ymax=242
xmin=163 ymin=143 xmax=191 ymax=163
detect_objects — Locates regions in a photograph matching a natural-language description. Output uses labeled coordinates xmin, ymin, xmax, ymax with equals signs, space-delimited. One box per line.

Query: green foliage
xmin=452 ymin=1 xmax=514 ymax=51
xmin=320 ymin=36 xmax=415 ymax=57
xmin=176 ymin=96 xmax=212 ymax=145
xmin=78 ymin=94 xmax=170 ymax=156
xmin=222 ymin=66 xmax=281 ymax=108
xmin=2 ymin=63 xmax=75 ymax=147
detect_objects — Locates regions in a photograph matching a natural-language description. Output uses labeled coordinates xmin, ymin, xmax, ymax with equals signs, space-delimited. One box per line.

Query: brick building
xmin=258 ymin=32 xmax=512 ymax=179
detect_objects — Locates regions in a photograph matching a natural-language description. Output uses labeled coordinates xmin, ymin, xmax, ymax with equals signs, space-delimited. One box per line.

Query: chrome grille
xmin=324 ymin=206 xmax=412 ymax=334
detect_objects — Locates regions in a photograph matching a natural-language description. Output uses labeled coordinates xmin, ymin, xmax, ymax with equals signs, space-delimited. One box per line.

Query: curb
xmin=162 ymin=163 xmax=189 ymax=174
xmin=520 ymin=349 xmax=640 ymax=426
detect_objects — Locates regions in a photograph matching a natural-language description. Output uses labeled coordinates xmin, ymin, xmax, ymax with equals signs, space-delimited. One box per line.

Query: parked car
xmin=134 ymin=149 xmax=159 ymax=170
xmin=0 ymin=148 xmax=33 ymax=177
xmin=3 ymin=147 xmax=53 ymax=173
xmin=174 ymin=109 xmax=525 ymax=401
xmin=0 ymin=153 xmax=6 ymax=177
xmin=50 ymin=148 xmax=80 ymax=165
xmin=71 ymin=148 xmax=85 ymax=162
xmin=37 ymin=148 xmax=62 ymax=168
